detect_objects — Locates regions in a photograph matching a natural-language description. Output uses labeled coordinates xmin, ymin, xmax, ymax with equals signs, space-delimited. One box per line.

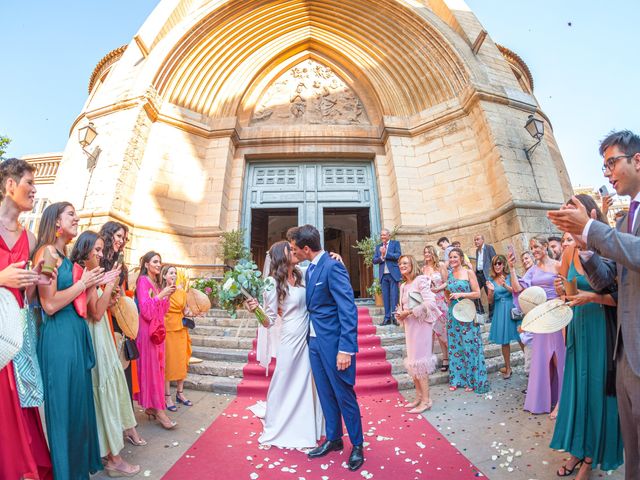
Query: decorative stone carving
xmin=251 ymin=59 xmax=369 ymax=125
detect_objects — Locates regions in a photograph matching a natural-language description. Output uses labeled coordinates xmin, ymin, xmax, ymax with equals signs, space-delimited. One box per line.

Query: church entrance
xmin=243 ymin=161 xmax=379 ymax=297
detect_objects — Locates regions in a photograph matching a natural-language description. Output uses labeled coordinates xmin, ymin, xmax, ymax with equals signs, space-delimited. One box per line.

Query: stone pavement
xmin=94 ymin=366 xmax=625 ymax=479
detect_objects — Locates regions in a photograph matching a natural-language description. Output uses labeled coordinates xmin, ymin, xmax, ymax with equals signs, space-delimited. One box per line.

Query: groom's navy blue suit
xmin=306 ymin=252 xmax=363 ymax=446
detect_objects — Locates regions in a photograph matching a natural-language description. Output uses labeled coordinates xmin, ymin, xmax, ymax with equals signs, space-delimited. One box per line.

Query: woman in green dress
xmin=71 ymin=230 xmax=143 ymax=477
xmin=550 ymin=195 xmax=623 ymax=479
xmin=35 ymin=202 xmax=106 ymax=479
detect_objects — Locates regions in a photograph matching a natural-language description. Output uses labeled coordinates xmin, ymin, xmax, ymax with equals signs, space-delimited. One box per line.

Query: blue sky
xmin=1 ymin=1 xmax=638 ymax=190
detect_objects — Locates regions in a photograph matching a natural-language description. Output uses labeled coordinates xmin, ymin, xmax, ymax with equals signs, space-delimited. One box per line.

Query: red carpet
xmin=163 ymin=307 xmax=485 ymax=479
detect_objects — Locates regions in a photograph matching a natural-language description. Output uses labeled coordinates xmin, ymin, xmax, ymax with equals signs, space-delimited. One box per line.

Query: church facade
xmin=32 ymin=0 xmax=572 ymax=294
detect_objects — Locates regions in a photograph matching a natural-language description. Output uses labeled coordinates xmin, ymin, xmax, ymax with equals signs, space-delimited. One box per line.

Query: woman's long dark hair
xmin=99 ymin=221 xmax=128 ymax=286
xmin=139 ymin=251 xmax=162 ymax=286
xmin=571 ymin=194 xmax=608 ymax=225
xmin=70 ymin=231 xmax=101 ymax=266
xmin=99 ymin=221 xmax=125 ymax=269
xmin=34 ymin=201 xmax=73 ymax=258
xmin=269 ymin=241 xmax=302 ymax=303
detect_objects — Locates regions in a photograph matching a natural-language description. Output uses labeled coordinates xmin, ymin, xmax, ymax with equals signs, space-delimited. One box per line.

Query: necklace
xmin=0 ymin=220 xmax=20 ymax=232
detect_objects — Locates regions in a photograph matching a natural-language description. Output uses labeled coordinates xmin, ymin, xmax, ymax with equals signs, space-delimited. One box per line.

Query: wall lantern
xmin=78 ymin=122 xmax=101 ymax=170
xmin=524 ymin=114 xmax=544 ymax=160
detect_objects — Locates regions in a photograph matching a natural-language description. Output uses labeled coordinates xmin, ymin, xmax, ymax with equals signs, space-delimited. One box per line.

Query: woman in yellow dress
xmin=162 ymin=265 xmax=193 ymax=410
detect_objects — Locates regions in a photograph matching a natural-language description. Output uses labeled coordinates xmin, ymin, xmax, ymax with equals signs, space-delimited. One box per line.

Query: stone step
xmin=202 ymin=306 xmax=385 ymax=319
xmin=195 ymin=313 xmax=386 ymax=328
xmin=186 ymin=350 xmax=525 ymax=395
xmin=183 ymin=373 xmax=241 ymax=395
xmin=393 ymin=350 xmax=525 ymax=390
xmin=187 ymin=343 xmax=522 ymax=378
xmin=190 ymin=345 xmax=249 ymax=363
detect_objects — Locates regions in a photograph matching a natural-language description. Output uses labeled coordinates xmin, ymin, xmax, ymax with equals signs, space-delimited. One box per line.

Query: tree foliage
xmin=0 ymin=135 xmax=11 ymax=160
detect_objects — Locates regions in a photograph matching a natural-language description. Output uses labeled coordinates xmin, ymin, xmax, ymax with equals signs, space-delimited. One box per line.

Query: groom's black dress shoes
xmin=348 ymin=445 xmax=365 ymax=471
xmin=307 ymin=439 xmax=344 ymax=458
xmin=381 ymin=318 xmax=391 ymax=326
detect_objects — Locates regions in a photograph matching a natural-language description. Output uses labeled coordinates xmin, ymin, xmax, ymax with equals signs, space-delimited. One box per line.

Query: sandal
xmin=464 ymin=387 xmax=474 ymax=392
xmin=125 ymin=434 xmax=147 ymax=446
xmin=404 ymin=399 xmax=421 ymax=408
xmin=166 ymin=394 xmax=178 ymax=412
xmin=556 ymin=458 xmax=583 ymax=477
xmin=502 ymin=369 xmax=512 ymax=380
xmin=449 ymin=386 xmax=457 ymax=391
xmin=440 ymin=359 xmax=449 ymax=372
xmin=408 ymin=399 xmax=433 ymax=413
xmin=176 ymin=389 xmax=193 ymax=406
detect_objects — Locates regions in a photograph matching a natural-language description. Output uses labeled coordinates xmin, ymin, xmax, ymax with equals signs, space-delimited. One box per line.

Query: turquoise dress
xmin=550 ymin=263 xmax=623 ymax=471
xmin=488 ymin=276 xmax=520 ymax=345
xmin=37 ymin=256 xmax=102 ymax=479
xmin=446 ymin=272 xmax=490 ymax=393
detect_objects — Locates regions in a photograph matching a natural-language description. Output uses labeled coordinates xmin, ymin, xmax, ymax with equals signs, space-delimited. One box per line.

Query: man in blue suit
xmin=372 ymin=228 xmax=401 ymax=325
xmin=289 ymin=224 xmax=364 ymax=471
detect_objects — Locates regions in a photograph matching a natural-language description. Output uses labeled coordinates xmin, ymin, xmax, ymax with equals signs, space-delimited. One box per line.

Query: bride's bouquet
xmin=218 ymin=259 xmax=275 ymax=327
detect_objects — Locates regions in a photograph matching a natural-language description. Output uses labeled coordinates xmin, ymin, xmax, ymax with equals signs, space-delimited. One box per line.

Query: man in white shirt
xmin=548 ymin=129 xmax=640 ymax=480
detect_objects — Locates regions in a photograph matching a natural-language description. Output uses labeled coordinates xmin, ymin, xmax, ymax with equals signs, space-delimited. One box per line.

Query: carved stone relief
xmin=251 ymin=59 xmax=370 ymax=125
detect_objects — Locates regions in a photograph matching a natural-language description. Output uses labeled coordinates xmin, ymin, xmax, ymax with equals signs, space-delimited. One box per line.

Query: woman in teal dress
xmin=550 ymin=196 xmax=623 ymax=479
xmin=35 ymin=202 xmax=106 ymax=479
xmin=486 ymin=255 xmax=523 ymax=380
xmin=446 ymin=248 xmax=490 ymax=393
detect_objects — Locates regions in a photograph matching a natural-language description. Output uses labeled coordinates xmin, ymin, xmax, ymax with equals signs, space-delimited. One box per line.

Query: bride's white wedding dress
xmin=248 ymin=278 xmax=324 ymax=448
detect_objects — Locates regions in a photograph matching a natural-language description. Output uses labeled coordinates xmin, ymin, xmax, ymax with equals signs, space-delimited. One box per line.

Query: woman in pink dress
xmin=396 ymin=255 xmax=440 ymax=413
xmin=422 ymin=245 xmax=449 ymax=371
xmin=135 ymin=251 xmax=177 ymax=429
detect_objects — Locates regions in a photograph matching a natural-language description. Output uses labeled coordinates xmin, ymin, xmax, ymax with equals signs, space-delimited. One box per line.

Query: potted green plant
xmin=366 ymin=278 xmax=383 ymax=306
xmin=221 ymin=229 xmax=250 ymax=266
xmin=192 ymin=277 xmax=220 ymax=307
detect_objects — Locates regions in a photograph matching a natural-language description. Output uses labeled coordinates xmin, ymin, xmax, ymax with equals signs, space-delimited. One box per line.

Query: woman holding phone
xmin=135 ymin=251 xmax=177 ymax=429
xmin=162 ymin=265 xmax=193 ymax=411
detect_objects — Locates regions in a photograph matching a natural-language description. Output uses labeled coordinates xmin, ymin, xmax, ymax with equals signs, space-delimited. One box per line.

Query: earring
xmin=55 ymin=226 xmax=63 ymax=238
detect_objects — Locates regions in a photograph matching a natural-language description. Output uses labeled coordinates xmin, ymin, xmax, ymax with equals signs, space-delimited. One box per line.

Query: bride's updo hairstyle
xmin=269 ymin=240 xmax=303 ymax=303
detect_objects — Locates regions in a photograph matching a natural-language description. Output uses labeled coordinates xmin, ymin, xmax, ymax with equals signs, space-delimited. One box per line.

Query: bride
xmin=247 ymin=240 xmax=324 ymax=449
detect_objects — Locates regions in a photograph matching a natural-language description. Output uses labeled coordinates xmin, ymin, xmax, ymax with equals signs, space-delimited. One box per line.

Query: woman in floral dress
xmin=446 ymin=248 xmax=490 ymax=393
xmin=422 ymin=245 xmax=449 ymax=371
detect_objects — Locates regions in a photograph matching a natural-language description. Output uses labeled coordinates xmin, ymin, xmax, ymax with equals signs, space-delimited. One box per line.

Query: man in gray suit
xmin=548 ymin=130 xmax=640 ymax=479
xmin=473 ymin=234 xmax=496 ymax=289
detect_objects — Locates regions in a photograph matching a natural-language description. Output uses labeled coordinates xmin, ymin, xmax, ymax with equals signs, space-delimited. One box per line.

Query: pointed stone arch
xmin=153 ymin=0 xmax=471 ymax=119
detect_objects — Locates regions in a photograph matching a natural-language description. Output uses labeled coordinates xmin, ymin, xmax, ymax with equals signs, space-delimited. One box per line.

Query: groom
xmin=289 ymin=225 xmax=365 ymax=471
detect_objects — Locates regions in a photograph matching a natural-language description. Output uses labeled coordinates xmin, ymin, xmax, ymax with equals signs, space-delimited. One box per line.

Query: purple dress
xmin=519 ymin=266 xmax=566 ymax=414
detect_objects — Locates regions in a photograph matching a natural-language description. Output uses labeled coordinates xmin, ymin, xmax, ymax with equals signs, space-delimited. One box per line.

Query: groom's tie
xmin=307 ymin=262 xmax=316 ymax=283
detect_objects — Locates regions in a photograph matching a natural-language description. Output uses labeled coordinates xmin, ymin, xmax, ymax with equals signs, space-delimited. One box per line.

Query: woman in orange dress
xmin=162 ymin=265 xmax=193 ymax=410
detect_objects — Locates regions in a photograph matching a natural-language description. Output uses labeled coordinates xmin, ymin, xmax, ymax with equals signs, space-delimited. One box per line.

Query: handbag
xmin=13 ymin=296 xmax=44 ymax=408
xmin=407 ymin=291 xmax=423 ymax=310
xmin=71 ymin=263 xmax=87 ymax=318
xmin=123 ymin=337 xmax=139 ymax=361
xmin=150 ymin=322 xmax=166 ymax=345
xmin=510 ymin=307 xmax=524 ymax=322
xmin=182 ymin=317 xmax=196 ymax=329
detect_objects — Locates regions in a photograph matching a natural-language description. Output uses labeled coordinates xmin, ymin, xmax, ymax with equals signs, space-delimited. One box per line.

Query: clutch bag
xmin=407 ymin=291 xmax=423 ymax=310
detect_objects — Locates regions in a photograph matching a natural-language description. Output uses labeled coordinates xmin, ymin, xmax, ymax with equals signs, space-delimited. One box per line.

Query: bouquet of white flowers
xmin=218 ymin=259 xmax=274 ymax=327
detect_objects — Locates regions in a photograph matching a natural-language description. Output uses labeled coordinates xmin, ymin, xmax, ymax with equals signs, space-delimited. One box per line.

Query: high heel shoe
xmin=557 ymin=458 xmax=584 ymax=476
xmin=125 ymin=434 xmax=147 ymax=446
xmin=440 ymin=359 xmax=449 ymax=372
xmin=156 ymin=412 xmax=177 ymax=430
xmin=166 ymin=394 xmax=178 ymax=412
xmin=145 ymin=408 xmax=157 ymax=421
xmin=176 ymin=389 xmax=193 ymax=407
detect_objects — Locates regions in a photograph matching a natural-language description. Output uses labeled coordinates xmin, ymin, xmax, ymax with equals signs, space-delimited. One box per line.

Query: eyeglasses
xmin=602 ymin=154 xmax=635 ymax=173
xmin=494 ymin=261 xmax=503 ymax=266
